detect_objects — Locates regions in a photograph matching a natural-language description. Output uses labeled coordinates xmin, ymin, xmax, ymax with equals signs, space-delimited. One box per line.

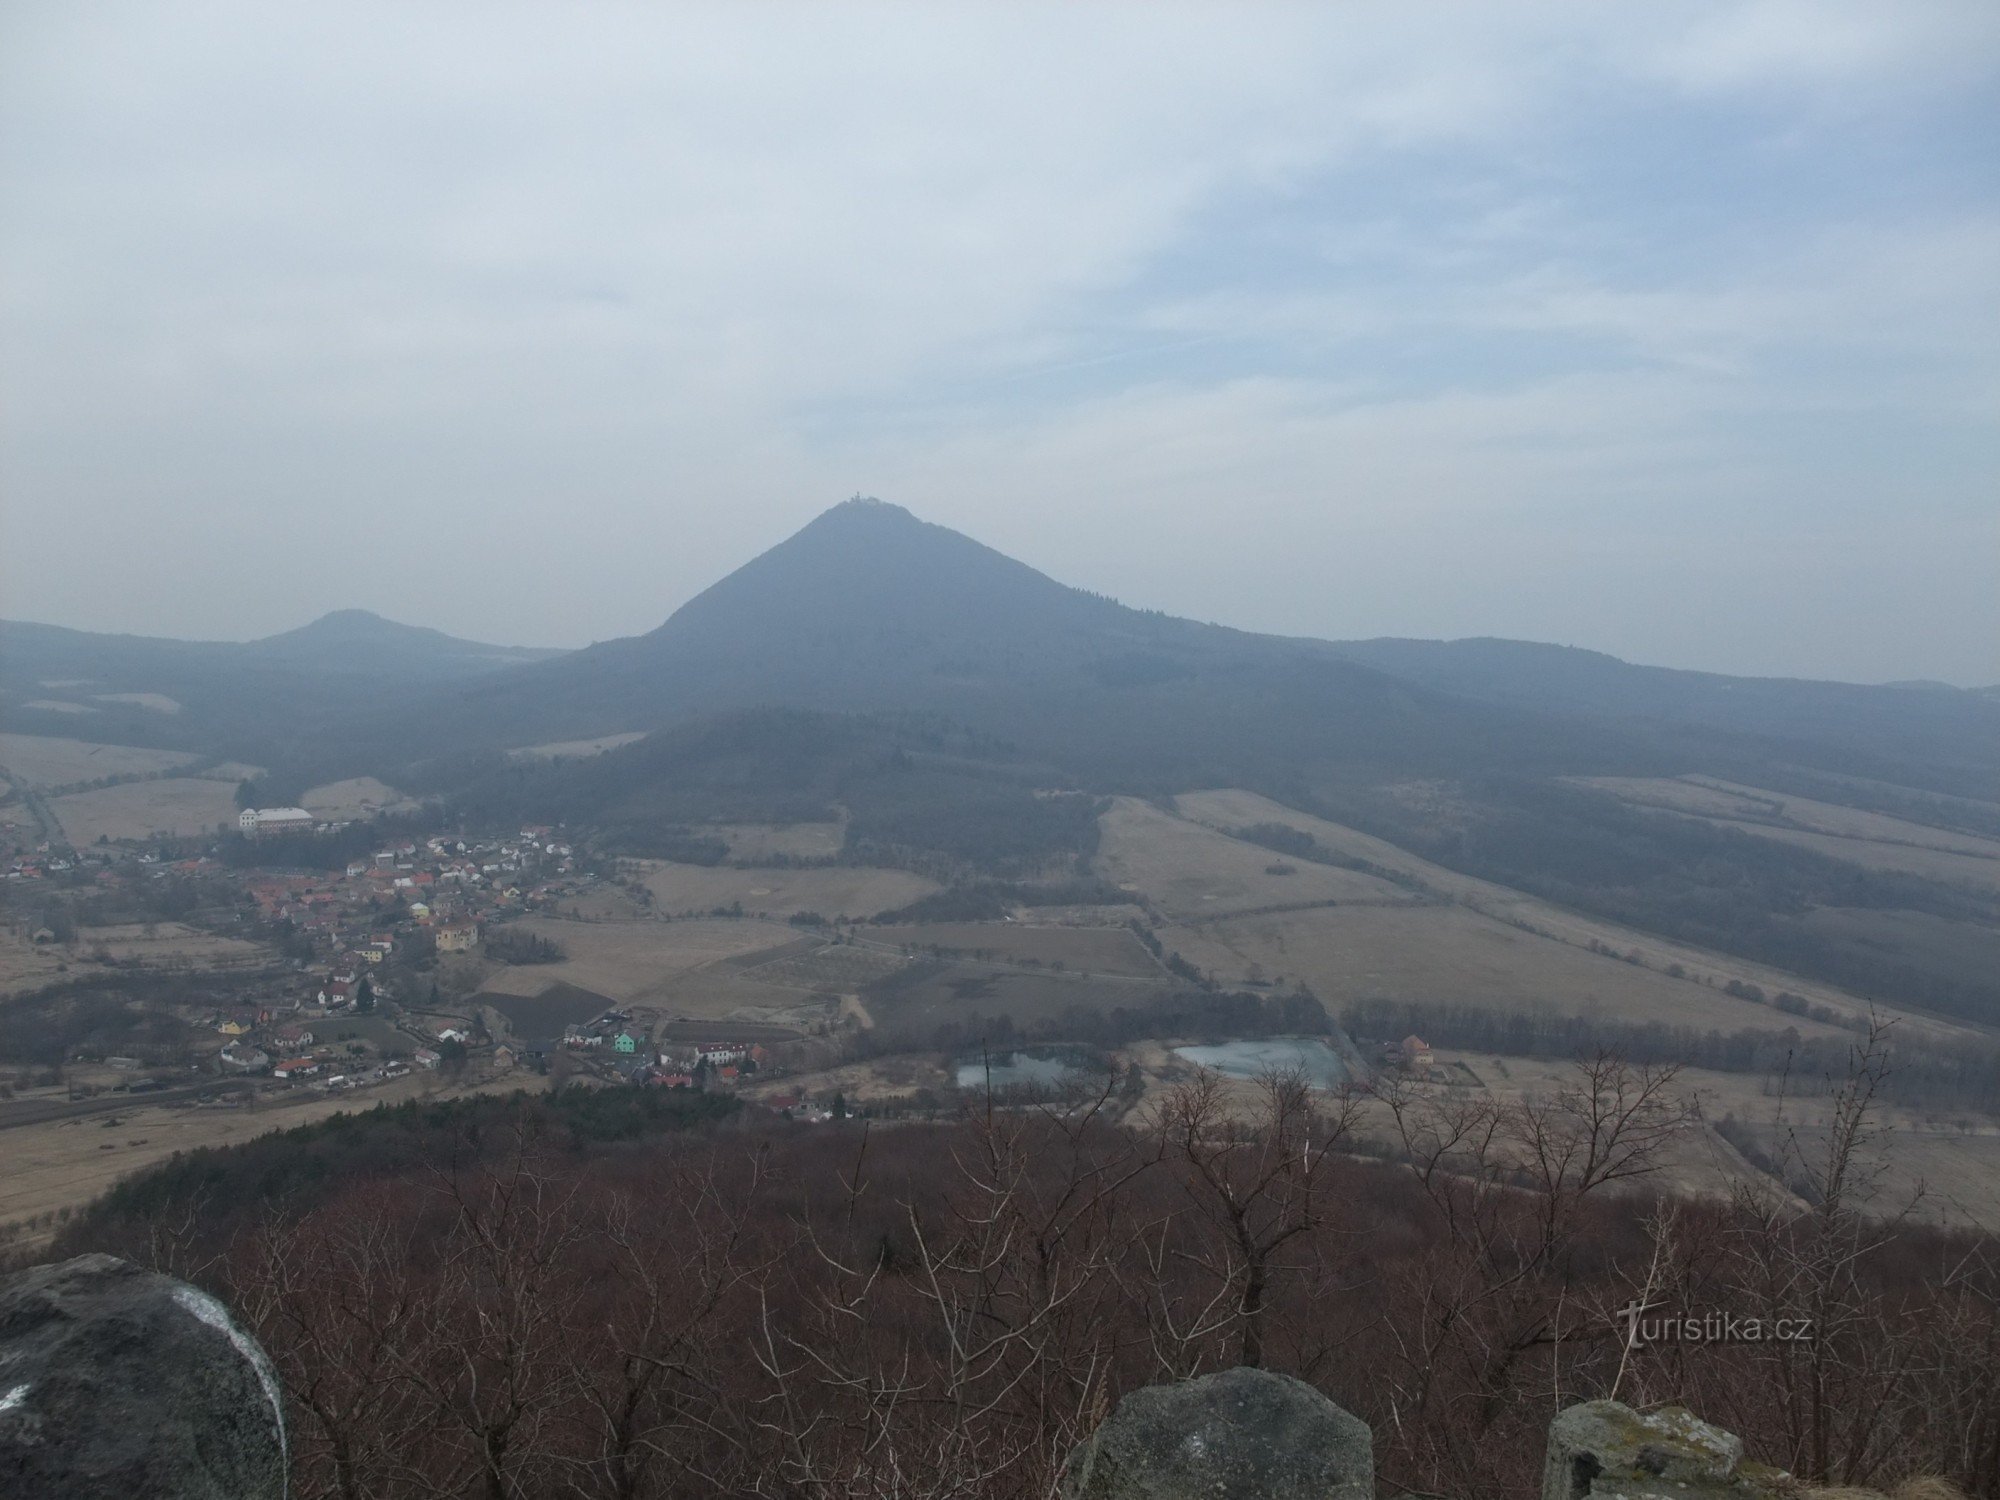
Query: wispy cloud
xmin=1 ymin=1 xmax=1993 ymax=680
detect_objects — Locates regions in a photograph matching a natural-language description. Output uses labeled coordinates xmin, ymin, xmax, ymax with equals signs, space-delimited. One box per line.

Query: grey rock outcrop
xmin=1061 ymin=1366 xmax=1372 ymax=1500
xmin=0 ymin=1252 xmax=286 ymax=1500
xmin=1544 ymin=1399 xmax=1787 ymax=1500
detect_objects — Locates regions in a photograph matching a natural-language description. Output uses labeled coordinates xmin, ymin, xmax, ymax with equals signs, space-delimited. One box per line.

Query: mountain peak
xmin=266 ymin=609 xmax=419 ymax=643
xmin=251 ymin=610 xmax=562 ymax=666
xmin=832 ymin=494 xmax=909 ymax=516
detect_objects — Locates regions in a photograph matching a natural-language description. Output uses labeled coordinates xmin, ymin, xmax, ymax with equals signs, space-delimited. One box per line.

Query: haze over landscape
xmin=3 ymin=1 xmax=1997 ymax=682
xmin=3 ymin=6 xmax=1999 ymax=1500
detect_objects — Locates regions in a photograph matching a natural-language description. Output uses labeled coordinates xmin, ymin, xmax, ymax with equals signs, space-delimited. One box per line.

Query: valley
xmin=4 ymin=499 xmax=1999 ymax=1252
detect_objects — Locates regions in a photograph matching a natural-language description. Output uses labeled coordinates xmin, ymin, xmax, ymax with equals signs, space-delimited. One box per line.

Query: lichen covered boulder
xmin=1062 ymin=1366 xmax=1372 ymax=1500
xmin=0 ymin=1253 xmax=286 ymax=1500
xmin=1545 ymin=1399 xmax=1788 ymax=1500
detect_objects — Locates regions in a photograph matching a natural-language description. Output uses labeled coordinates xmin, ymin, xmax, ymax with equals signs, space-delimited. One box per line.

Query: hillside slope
xmin=1326 ymin=636 xmax=2000 ymax=800
xmin=344 ymin=500 xmax=1656 ymax=784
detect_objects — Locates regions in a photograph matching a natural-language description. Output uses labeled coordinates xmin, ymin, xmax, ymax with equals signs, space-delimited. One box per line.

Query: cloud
xmin=0 ymin=1 xmax=1994 ymax=681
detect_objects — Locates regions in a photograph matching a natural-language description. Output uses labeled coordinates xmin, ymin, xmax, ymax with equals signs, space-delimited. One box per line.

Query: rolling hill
xmin=0 ymin=611 xmax=564 ymax=761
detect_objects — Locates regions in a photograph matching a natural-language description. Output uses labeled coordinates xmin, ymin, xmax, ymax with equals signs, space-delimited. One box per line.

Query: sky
xmin=2 ymin=2 xmax=1996 ymax=685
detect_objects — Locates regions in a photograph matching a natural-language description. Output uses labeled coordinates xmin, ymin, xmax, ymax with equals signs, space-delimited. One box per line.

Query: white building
xmin=241 ymin=807 xmax=316 ymax=838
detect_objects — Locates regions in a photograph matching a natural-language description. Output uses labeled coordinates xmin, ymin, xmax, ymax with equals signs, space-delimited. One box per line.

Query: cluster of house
xmin=238 ymin=826 xmax=591 ymax=981
xmin=6 ymin=842 xmax=197 ymax=886
xmin=213 ymin=1007 xmax=461 ymax=1090
xmin=557 ymin=1014 xmax=772 ymax=1091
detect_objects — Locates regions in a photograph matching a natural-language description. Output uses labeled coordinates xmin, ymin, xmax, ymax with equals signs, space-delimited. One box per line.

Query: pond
xmin=1172 ymin=1036 xmax=1348 ymax=1089
xmin=954 ymin=1046 xmax=1096 ymax=1091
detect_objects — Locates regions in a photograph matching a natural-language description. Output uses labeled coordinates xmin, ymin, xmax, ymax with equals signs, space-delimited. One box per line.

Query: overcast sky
xmin=2 ymin=2 xmax=1995 ymax=684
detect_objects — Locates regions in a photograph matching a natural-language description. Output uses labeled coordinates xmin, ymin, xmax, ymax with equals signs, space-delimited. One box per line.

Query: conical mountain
xmin=373 ymin=498 xmax=1629 ymax=782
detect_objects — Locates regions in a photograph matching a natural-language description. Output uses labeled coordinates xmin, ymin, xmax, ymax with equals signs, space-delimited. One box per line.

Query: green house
xmin=613 ymin=1032 xmax=638 ymax=1054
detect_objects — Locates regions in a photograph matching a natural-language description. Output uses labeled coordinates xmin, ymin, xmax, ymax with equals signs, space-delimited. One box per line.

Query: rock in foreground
xmin=0 ymin=1252 xmax=286 ymax=1500
xmin=1061 ymin=1365 xmax=1372 ymax=1500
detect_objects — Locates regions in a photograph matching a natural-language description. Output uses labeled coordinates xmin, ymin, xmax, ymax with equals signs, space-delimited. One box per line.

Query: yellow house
xmin=217 ymin=1019 xmax=251 ymax=1037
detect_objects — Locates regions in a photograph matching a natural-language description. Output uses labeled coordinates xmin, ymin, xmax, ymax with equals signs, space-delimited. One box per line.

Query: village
xmin=1 ymin=810 xmax=836 ymax=1123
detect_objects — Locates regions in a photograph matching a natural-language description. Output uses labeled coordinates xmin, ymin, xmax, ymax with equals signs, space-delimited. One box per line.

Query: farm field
xmin=640 ymin=861 xmax=938 ymax=919
xmin=478 ymin=915 xmax=800 ymax=1007
xmin=91 ymin=692 xmax=181 ymax=714
xmin=699 ymin=819 xmax=847 ymax=861
xmin=869 ymin=922 xmax=1163 ymax=977
xmin=1579 ymin=775 xmax=2000 ymax=893
xmin=0 ymin=733 xmax=196 ymax=788
xmin=733 ymin=941 xmax=909 ymax=992
xmin=0 ymin=929 xmax=72 ymax=994
xmin=646 ymin=970 xmax=836 ymax=1030
xmin=1580 ymin=775 xmax=2000 ymax=857
xmin=0 ymin=1070 xmax=546 ymax=1253
xmin=1707 ymin=1101 xmax=2000 ymax=1230
xmin=862 ymin=961 xmax=1170 ymax=1045
xmin=1093 ymin=797 xmax=1417 ymax=919
xmin=745 ymin=1051 xmax=951 ymax=1106
xmin=48 ymin=777 xmax=240 ymax=843
xmin=301 ymin=776 xmax=417 ymax=820
xmin=1693 ymin=821 xmax=2000 ymax=893
xmin=74 ymin=921 xmax=268 ymax=970
xmin=1169 ymin=788 xmax=1949 ymax=1038
xmin=1171 ymin=901 xmax=1851 ymax=1036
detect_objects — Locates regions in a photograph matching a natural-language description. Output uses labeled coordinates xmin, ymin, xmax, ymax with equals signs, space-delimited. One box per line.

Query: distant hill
xmin=8 ymin=501 xmax=1995 ymax=802
xmin=329 ymin=499 xmax=2000 ymax=805
xmin=10 ymin=501 xmax=1994 ymax=1028
xmin=1323 ymin=636 xmax=2000 ymax=799
xmin=0 ymin=611 xmax=563 ymax=757
xmin=345 ymin=499 xmax=1654 ymax=786
xmin=245 ymin=609 xmax=563 ymax=675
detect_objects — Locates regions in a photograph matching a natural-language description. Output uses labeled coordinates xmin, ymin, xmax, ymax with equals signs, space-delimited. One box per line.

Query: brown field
xmin=1589 ymin=1056 xmax=2000 ymax=1228
xmin=477 ymin=915 xmax=801 ymax=1007
xmin=747 ymin=1052 xmax=951 ymax=1105
xmin=1583 ymin=775 xmax=2000 ymax=857
xmin=0 ymin=1070 xmax=545 ymax=1251
xmin=646 ymin=969 xmax=840 ymax=1030
xmin=0 ymin=929 xmax=75 ymax=994
xmin=1694 ymin=820 xmax=2000 ymax=893
xmin=641 ymin=861 xmax=938 ymax=919
xmin=301 ymin=776 xmax=418 ymax=821
xmin=508 ymin=732 xmax=647 ymax=761
xmin=91 ymin=692 xmax=181 ymax=714
xmin=869 ymin=922 xmax=1163 ymax=977
xmin=1175 ymin=902 xmax=1850 ymax=1037
xmin=0 ymin=922 xmax=271 ymax=997
xmin=0 ymin=733 xmax=196 ymax=788
xmin=863 ymin=964 xmax=1171 ymax=1045
xmin=701 ymin=820 xmax=847 ymax=861
xmin=1169 ymin=789 xmax=1950 ymax=1038
xmin=81 ymin=921 xmax=268 ymax=967
xmin=734 ymin=942 xmax=910 ymax=992
xmin=48 ymin=777 xmax=241 ymax=842
xmin=1579 ymin=775 xmax=2000 ymax=893
xmin=553 ymin=882 xmax=653 ymax=922
xmin=1093 ymin=797 xmax=1416 ymax=919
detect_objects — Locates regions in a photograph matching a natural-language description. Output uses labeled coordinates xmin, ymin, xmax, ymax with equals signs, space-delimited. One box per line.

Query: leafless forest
xmin=73 ymin=1037 xmax=2000 ymax=1500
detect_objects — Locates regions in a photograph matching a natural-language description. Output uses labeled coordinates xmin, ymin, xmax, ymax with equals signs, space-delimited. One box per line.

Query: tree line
xmin=1344 ymin=995 xmax=2000 ymax=1114
xmin=34 ymin=1036 xmax=2000 ymax=1500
